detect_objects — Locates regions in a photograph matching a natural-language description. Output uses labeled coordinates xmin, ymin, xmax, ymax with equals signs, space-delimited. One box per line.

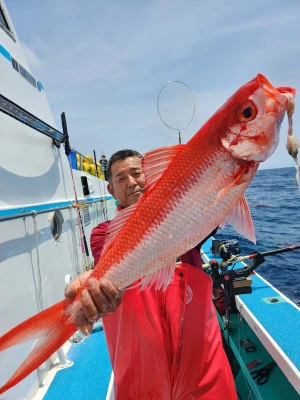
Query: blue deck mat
xmin=43 ymin=329 xmax=112 ymax=400
xmin=202 ymin=238 xmax=300 ymax=371
xmin=239 ymin=274 xmax=300 ymax=370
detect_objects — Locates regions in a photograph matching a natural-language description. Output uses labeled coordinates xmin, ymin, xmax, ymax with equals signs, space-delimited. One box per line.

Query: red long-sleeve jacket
xmin=91 ymin=222 xmax=237 ymax=400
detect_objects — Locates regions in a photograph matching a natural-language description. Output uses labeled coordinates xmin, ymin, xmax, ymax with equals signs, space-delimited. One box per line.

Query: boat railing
xmin=69 ymin=147 xmax=104 ymax=179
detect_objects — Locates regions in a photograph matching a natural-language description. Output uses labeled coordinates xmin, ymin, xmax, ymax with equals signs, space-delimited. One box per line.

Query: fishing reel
xmin=210 ymin=253 xmax=265 ymax=288
xmin=211 ymin=239 xmax=241 ymax=261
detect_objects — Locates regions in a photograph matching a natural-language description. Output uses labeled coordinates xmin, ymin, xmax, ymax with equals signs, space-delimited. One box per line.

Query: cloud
xmin=21 ymin=42 xmax=44 ymax=70
xmin=6 ymin=0 xmax=300 ymax=168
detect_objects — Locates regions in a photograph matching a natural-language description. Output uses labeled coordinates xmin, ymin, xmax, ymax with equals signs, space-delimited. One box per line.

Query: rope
xmin=67 ymin=157 xmax=92 ymax=271
xmin=32 ymin=212 xmax=43 ymax=312
xmin=69 ymin=206 xmax=81 ymax=277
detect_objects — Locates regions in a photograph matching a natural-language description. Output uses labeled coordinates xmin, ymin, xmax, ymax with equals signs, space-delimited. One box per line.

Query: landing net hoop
xmin=157 ymin=80 xmax=195 ymax=143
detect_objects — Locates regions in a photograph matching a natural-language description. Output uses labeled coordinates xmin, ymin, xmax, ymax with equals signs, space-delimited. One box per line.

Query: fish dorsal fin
xmin=226 ymin=195 xmax=256 ymax=244
xmin=131 ymin=262 xmax=177 ymax=292
xmin=101 ymin=203 xmax=139 ymax=256
xmin=143 ymin=144 xmax=184 ymax=190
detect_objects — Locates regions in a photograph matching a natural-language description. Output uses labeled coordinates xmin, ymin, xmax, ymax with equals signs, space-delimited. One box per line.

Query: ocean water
xmin=214 ymin=166 xmax=300 ymax=306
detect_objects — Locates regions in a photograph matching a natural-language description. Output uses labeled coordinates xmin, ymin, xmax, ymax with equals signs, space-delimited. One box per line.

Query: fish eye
xmin=237 ymin=102 xmax=257 ymax=122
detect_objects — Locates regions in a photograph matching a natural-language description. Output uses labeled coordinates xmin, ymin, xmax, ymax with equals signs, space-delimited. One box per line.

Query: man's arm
xmin=65 ymin=222 xmax=124 ymax=335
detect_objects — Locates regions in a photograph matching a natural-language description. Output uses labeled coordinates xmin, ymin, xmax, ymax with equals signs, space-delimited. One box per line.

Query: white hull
xmin=0 ymin=2 xmax=116 ymax=398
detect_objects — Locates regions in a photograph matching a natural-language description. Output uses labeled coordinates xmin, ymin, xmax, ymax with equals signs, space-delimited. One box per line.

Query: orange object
xmin=0 ymin=74 xmax=294 ymax=395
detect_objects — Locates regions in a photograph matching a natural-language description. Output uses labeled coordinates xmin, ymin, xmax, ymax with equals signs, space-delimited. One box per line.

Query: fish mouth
xmin=253 ymin=75 xmax=296 ymax=161
xmin=276 ymin=86 xmax=296 ymax=97
xmin=256 ymin=73 xmax=295 ymax=109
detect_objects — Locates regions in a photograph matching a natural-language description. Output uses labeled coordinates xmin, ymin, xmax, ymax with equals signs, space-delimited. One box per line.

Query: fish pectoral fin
xmin=212 ymin=165 xmax=248 ymax=207
xmin=225 ymin=195 xmax=256 ymax=244
xmin=143 ymin=144 xmax=185 ymax=190
xmin=137 ymin=262 xmax=177 ymax=292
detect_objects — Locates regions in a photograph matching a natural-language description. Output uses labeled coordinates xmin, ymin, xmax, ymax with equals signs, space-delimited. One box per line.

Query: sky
xmin=5 ymin=0 xmax=300 ymax=169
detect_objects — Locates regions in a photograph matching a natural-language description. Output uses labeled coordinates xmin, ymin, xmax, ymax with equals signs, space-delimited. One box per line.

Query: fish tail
xmin=0 ymin=299 xmax=77 ymax=395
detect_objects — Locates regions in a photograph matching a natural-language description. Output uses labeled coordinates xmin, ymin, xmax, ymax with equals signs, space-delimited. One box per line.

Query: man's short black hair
xmin=106 ymin=149 xmax=142 ymax=183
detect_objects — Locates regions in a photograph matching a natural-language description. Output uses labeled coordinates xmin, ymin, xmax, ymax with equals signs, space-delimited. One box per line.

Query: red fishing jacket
xmin=91 ymin=222 xmax=237 ymax=400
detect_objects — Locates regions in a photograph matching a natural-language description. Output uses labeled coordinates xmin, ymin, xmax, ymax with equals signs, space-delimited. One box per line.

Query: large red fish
xmin=0 ymin=74 xmax=296 ymax=394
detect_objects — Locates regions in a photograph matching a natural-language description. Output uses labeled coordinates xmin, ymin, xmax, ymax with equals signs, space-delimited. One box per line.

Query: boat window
xmin=49 ymin=210 xmax=64 ymax=241
xmin=0 ymin=4 xmax=12 ymax=36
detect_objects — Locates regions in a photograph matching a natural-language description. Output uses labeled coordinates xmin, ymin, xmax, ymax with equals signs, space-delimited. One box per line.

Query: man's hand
xmin=65 ymin=271 xmax=124 ymax=335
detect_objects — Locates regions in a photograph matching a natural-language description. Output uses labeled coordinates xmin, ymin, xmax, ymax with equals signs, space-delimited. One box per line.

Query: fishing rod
xmin=203 ymin=243 xmax=300 ymax=288
xmin=203 ymin=243 xmax=300 ymax=270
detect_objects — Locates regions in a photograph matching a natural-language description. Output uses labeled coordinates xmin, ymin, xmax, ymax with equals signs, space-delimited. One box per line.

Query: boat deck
xmin=40 ymin=327 xmax=111 ymax=400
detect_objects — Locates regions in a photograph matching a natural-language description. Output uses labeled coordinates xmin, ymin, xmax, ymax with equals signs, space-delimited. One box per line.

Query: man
xmin=65 ymin=149 xmax=237 ymax=400
xmin=100 ymin=154 xmax=108 ymax=181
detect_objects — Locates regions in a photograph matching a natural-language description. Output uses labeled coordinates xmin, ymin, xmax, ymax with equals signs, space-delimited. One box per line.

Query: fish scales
xmin=98 ymin=109 xmax=255 ymax=289
xmin=0 ymin=74 xmax=296 ymax=395
xmin=102 ymin=149 xmax=256 ymax=290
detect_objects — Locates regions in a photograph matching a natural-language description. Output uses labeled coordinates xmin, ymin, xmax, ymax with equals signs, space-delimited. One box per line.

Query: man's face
xmin=107 ymin=156 xmax=146 ymax=208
